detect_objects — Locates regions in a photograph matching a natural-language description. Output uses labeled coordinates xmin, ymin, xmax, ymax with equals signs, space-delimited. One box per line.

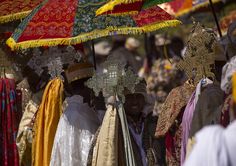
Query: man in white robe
xmin=50 ymin=63 xmax=100 ymax=166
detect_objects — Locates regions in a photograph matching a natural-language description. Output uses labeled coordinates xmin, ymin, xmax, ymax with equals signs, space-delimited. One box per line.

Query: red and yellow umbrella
xmin=0 ymin=0 xmax=43 ymax=24
xmin=220 ymin=10 xmax=236 ymax=35
xmin=158 ymin=0 xmax=221 ymax=17
xmin=96 ymin=0 xmax=172 ymax=16
xmin=96 ymin=0 xmax=221 ymax=17
xmin=6 ymin=0 xmax=181 ymax=51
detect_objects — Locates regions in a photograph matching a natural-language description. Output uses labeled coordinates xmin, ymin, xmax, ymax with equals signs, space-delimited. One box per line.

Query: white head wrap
xmin=221 ymin=56 xmax=236 ymax=93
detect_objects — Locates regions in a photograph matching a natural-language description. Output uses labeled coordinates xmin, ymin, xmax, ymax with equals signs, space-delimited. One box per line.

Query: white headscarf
xmin=221 ymin=56 xmax=236 ymax=93
xmin=184 ymin=121 xmax=236 ymax=166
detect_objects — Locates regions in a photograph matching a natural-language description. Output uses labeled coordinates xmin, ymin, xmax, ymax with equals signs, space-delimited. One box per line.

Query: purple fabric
xmin=129 ymin=123 xmax=147 ymax=166
xmin=181 ymin=91 xmax=196 ymax=165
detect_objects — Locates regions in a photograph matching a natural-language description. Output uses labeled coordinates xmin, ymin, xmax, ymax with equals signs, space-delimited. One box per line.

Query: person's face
xmin=124 ymin=93 xmax=145 ymax=116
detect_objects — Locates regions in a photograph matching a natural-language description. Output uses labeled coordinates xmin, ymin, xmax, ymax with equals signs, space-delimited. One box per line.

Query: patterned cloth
xmin=220 ymin=95 xmax=232 ymax=127
xmin=159 ymin=0 xmax=220 ymax=16
xmin=16 ymin=78 xmax=32 ymax=113
xmin=155 ymin=82 xmax=195 ymax=137
xmin=96 ymin=0 xmax=171 ymax=16
xmin=0 ymin=78 xmax=20 ymax=166
xmin=0 ymin=0 xmax=43 ymax=23
xmin=147 ymin=59 xmax=184 ymax=115
xmin=165 ymin=108 xmax=184 ymax=166
xmin=8 ymin=0 xmax=180 ymax=50
xmin=16 ymin=100 xmax=38 ymax=166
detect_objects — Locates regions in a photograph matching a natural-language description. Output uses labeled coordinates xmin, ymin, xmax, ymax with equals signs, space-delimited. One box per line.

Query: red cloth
xmin=0 ymin=79 xmax=19 ymax=166
xmin=104 ymin=1 xmax=143 ymax=15
xmin=165 ymin=110 xmax=184 ymax=166
xmin=18 ymin=0 xmax=78 ymax=42
xmin=220 ymin=95 xmax=232 ymax=127
xmin=132 ymin=5 xmax=175 ymax=26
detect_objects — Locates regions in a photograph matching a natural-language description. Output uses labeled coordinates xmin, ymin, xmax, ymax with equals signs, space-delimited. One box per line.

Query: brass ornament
xmin=177 ymin=23 xmax=216 ymax=85
xmin=86 ymin=57 xmax=140 ymax=103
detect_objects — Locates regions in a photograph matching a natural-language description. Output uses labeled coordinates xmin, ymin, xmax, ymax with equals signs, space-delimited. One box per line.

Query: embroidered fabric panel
xmin=155 ymin=83 xmax=195 ymax=137
xmin=0 ymin=0 xmax=42 ymax=22
xmin=132 ymin=5 xmax=175 ymax=27
xmin=73 ymin=0 xmax=136 ymax=35
xmin=17 ymin=0 xmax=78 ymax=42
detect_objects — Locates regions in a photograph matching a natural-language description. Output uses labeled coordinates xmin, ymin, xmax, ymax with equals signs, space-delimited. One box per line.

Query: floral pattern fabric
xmin=0 ymin=0 xmax=43 ymax=23
xmin=9 ymin=0 xmax=180 ymax=50
xmin=155 ymin=82 xmax=195 ymax=137
xmin=74 ymin=0 xmax=135 ymax=35
xmin=147 ymin=59 xmax=184 ymax=115
xmin=0 ymin=79 xmax=20 ymax=166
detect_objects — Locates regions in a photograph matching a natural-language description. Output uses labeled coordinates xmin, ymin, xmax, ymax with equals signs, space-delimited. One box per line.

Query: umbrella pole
xmin=208 ymin=0 xmax=222 ymax=38
xmin=91 ymin=40 xmax=97 ymax=70
xmin=144 ymin=33 xmax=151 ymax=68
xmin=208 ymin=0 xmax=230 ymax=60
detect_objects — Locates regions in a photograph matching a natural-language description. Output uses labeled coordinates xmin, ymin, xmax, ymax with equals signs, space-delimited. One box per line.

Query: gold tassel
xmin=96 ymin=0 xmax=143 ymax=16
xmin=0 ymin=11 xmax=31 ymax=24
xmin=6 ymin=20 xmax=181 ymax=51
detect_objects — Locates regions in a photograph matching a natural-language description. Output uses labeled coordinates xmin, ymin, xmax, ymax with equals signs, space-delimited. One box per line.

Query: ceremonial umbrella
xmin=6 ymin=0 xmax=181 ymax=51
xmin=159 ymin=0 xmax=223 ymax=37
xmin=158 ymin=0 xmax=221 ymax=17
xmin=96 ymin=0 xmax=172 ymax=16
xmin=219 ymin=10 xmax=236 ymax=35
xmin=0 ymin=0 xmax=43 ymax=24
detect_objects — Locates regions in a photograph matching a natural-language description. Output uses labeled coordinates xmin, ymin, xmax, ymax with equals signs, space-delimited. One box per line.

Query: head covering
xmin=94 ymin=41 xmax=112 ymax=56
xmin=125 ymin=80 xmax=155 ymax=115
xmin=124 ymin=81 xmax=147 ymax=99
xmin=133 ymin=81 xmax=147 ymax=97
xmin=65 ymin=62 xmax=94 ymax=83
xmin=125 ymin=37 xmax=140 ymax=50
xmin=155 ymin=34 xmax=170 ymax=46
xmin=220 ymin=21 xmax=236 ymax=59
xmin=221 ymin=56 xmax=236 ymax=93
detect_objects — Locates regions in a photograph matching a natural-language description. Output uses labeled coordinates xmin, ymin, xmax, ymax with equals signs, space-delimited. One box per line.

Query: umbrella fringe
xmin=96 ymin=0 xmax=143 ymax=16
xmin=176 ymin=0 xmax=221 ymax=17
xmin=98 ymin=11 xmax=139 ymax=16
xmin=0 ymin=11 xmax=31 ymax=24
xmin=6 ymin=20 xmax=181 ymax=51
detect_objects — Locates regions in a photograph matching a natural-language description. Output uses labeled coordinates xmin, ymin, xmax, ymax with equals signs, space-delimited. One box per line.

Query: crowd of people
xmin=1 ymin=16 xmax=236 ymax=166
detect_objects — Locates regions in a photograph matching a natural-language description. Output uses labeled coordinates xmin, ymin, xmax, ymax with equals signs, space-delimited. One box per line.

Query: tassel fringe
xmin=96 ymin=0 xmax=142 ymax=16
xmin=0 ymin=11 xmax=31 ymax=24
xmin=6 ymin=20 xmax=181 ymax=51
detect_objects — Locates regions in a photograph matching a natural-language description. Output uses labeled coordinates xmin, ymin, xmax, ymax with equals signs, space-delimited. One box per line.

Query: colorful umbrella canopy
xmin=96 ymin=0 xmax=221 ymax=17
xmin=158 ymin=0 xmax=221 ymax=17
xmin=220 ymin=10 xmax=236 ymax=35
xmin=6 ymin=0 xmax=181 ymax=51
xmin=0 ymin=0 xmax=43 ymax=24
xmin=96 ymin=0 xmax=172 ymax=16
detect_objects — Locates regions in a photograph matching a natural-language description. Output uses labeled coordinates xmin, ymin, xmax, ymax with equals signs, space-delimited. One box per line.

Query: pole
xmin=91 ymin=40 xmax=97 ymax=70
xmin=144 ymin=33 xmax=152 ymax=68
xmin=208 ymin=0 xmax=222 ymax=38
xmin=208 ymin=0 xmax=229 ymax=60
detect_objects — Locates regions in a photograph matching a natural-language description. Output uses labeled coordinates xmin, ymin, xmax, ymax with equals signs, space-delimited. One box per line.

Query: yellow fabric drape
xmin=92 ymin=105 xmax=119 ymax=166
xmin=32 ymin=78 xmax=64 ymax=166
xmin=232 ymin=73 xmax=236 ymax=103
